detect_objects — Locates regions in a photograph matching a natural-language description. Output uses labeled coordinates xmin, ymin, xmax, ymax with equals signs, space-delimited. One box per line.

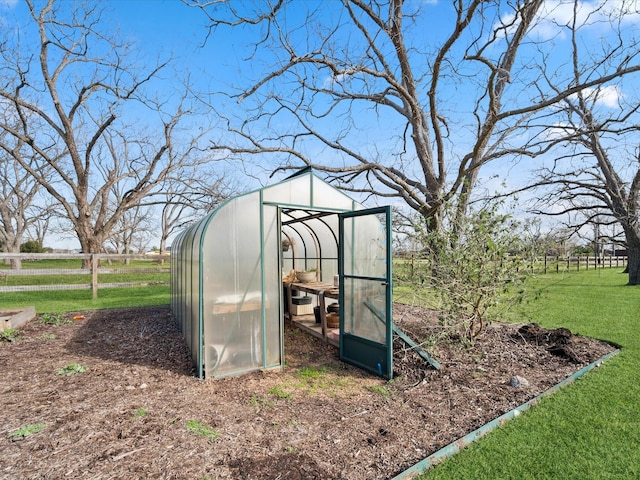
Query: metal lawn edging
xmin=391 ymin=348 xmax=620 ymax=480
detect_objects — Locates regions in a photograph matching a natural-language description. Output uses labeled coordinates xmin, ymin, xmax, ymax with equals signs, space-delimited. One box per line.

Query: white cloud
xmin=583 ymin=85 xmax=623 ymax=108
xmin=499 ymin=1 xmax=640 ymax=41
xmin=544 ymin=122 xmax=577 ymax=141
xmin=564 ymin=84 xmax=624 ymax=109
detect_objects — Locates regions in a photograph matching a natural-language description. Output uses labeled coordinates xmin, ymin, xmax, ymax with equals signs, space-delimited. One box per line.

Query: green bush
xmin=397 ymin=204 xmax=528 ymax=340
xmin=20 ymin=240 xmax=45 ymax=253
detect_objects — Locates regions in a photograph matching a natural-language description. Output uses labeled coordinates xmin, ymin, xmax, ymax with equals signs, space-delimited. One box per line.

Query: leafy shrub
xmin=397 ymin=203 xmax=529 ymax=340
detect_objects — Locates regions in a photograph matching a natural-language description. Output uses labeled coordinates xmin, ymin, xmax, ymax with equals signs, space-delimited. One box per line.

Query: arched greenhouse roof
xmin=170 ymin=169 xmax=368 ymax=378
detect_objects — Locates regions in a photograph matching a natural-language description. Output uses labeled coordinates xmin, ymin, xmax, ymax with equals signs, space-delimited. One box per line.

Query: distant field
xmin=0 ymin=258 xmax=168 ymax=269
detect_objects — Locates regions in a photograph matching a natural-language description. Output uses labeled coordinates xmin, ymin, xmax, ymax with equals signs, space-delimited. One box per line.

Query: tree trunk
xmin=79 ymin=233 xmax=105 ymax=269
xmin=158 ymin=237 xmax=168 ymax=265
xmin=626 ymin=230 xmax=640 ymax=286
xmin=159 ymin=236 xmax=167 ymax=256
xmin=5 ymin=245 xmax=22 ymax=270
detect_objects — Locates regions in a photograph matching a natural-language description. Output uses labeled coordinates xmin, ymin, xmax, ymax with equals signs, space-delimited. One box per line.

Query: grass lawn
xmin=0 ymin=258 xmax=166 ymax=270
xmin=1 ymin=285 xmax=170 ymax=313
xmin=419 ymin=268 xmax=640 ymax=479
xmin=1 ymin=258 xmax=169 ymax=312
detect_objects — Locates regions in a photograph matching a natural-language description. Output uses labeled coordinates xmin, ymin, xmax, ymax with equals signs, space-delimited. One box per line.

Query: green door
xmin=339 ymin=206 xmax=393 ymax=379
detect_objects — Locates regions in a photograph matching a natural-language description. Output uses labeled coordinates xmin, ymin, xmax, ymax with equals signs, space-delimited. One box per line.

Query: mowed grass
xmin=420 ymin=268 xmax=640 ymax=480
xmin=2 ymin=272 xmax=169 ymax=287
xmin=1 ymin=285 xmax=170 ymax=313
xmin=0 ymin=258 xmax=166 ymax=270
xmin=1 ymin=258 xmax=169 ymax=312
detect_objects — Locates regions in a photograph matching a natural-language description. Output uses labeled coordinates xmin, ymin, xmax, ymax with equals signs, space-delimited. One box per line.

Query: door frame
xmin=338 ymin=206 xmax=393 ymax=379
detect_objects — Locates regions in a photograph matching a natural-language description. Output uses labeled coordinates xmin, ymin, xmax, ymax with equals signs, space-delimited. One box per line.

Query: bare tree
xmin=0 ymin=0 xmax=211 ymax=266
xmin=157 ymin=170 xmax=236 ymax=256
xmin=519 ymin=1 xmax=640 ymax=285
xmin=188 ymin=0 xmax=640 ymax=232
xmin=28 ymin=201 xmax=59 ymax=250
xmin=106 ymin=204 xmax=155 ymax=255
xmin=0 ymin=156 xmax=37 ymax=268
xmin=1 ymin=94 xmax=62 ymax=262
xmin=530 ymin=119 xmax=640 ymax=283
xmin=0 ymin=126 xmax=54 ymax=267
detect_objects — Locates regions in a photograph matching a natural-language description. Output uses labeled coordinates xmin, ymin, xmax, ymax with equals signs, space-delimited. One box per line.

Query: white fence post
xmin=92 ymin=254 xmax=99 ymax=300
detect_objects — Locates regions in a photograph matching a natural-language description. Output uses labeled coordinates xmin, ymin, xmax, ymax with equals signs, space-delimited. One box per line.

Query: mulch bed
xmin=0 ymin=304 xmax=615 ymax=479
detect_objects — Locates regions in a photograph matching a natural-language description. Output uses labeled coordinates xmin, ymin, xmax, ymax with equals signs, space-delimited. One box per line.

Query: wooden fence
xmin=394 ymin=253 xmax=628 ymax=278
xmin=1 ymin=252 xmax=628 ymax=301
xmin=527 ymin=255 xmax=628 ymax=274
xmin=0 ymin=253 xmax=170 ymax=299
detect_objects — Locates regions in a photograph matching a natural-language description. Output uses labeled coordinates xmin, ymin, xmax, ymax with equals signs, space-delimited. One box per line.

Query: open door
xmin=339 ymin=206 xmax=393 ymax=379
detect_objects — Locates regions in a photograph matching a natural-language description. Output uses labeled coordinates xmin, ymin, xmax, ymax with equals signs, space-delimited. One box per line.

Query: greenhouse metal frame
xmin=170 ymin=169 xmax=393 ymax=379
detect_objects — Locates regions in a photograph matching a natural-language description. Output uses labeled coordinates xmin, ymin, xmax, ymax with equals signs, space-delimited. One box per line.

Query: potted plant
xmin=295 ymin=268 xmax=318 ymax=283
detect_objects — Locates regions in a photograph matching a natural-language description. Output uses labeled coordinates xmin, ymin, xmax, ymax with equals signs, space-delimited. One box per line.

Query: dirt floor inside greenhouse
xmin=1 ymin=305 xmax=616 ymax=480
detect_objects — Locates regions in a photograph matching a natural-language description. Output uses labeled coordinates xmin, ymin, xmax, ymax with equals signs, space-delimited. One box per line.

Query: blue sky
xmin=2 ymin=1 xmax=639 ymax=249
xmin=110 ymin=1 xmax=220 ymax=76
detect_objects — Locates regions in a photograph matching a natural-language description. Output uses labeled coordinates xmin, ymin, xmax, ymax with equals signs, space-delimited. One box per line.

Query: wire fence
xmin=1 ymin=252 xmax=628 ymax=301
xmin=394 ymin=253 xmax=628 ymax=277
xmin=0 ymin=253 xmax=170 ymax=299
xmin=523 ymin=255 xmax=628 ymax=274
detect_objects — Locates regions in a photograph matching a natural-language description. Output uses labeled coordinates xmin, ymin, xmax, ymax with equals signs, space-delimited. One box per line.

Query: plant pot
xmin=295 ymin=271 xmax=316 ymax=283
xmin=326 ymin=312 xmax=339 ymax=328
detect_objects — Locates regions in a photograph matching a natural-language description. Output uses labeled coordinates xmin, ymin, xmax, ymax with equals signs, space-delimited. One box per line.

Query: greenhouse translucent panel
xmin=176 ymin=232 xmax=186 ymax=335
xmin=182 ymin=224 xmax=199 ymax=367
xmin=263 ymin=205 xmax=282 ymax=367
xmin=311 ymin=176 xmax=356 ymax=210
xmin=262 ymin=174 xmax=311 ymax=205
xmin=319 ymin=259 xmax=338 ymax=285
xmin=169 ymin=232 xmax=180 ymax=320
xmin=173 ymin=230 xmax=187 ymax=332
xmin=291 ymin=223 xmax=319 ymax=272
xmin=281 ymin=231 xmax=294 ymax=276
xmin=342 ymin=213 xmax=388 ymax=279
xmin=202 ymin=193 xmax=264 ymax=378
xmin=191 ymin=216 xmax=210 ymax=374
xmin=342 ymin=277 xmax=387 ymax=344
xmin=180 ymin=231 xmax=190 ymax=345
xmin=310 ymin=219 xmax=338 ymax=256
xmin=308 ymin=218 xmax=333 ymax=245
xmin=172 ymin=232 xmax=181 ymax=322
xmin=281 ymin=211 xmax=340 ymax=283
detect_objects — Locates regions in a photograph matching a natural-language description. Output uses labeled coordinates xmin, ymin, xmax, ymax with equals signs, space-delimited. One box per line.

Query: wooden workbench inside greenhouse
xmin=284 ymin=281 xmax=339 ymax=346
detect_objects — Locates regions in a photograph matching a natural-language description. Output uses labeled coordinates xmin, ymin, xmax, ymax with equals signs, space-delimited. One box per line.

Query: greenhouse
xmin=170 ymin=168 xmax=393 ymax=379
